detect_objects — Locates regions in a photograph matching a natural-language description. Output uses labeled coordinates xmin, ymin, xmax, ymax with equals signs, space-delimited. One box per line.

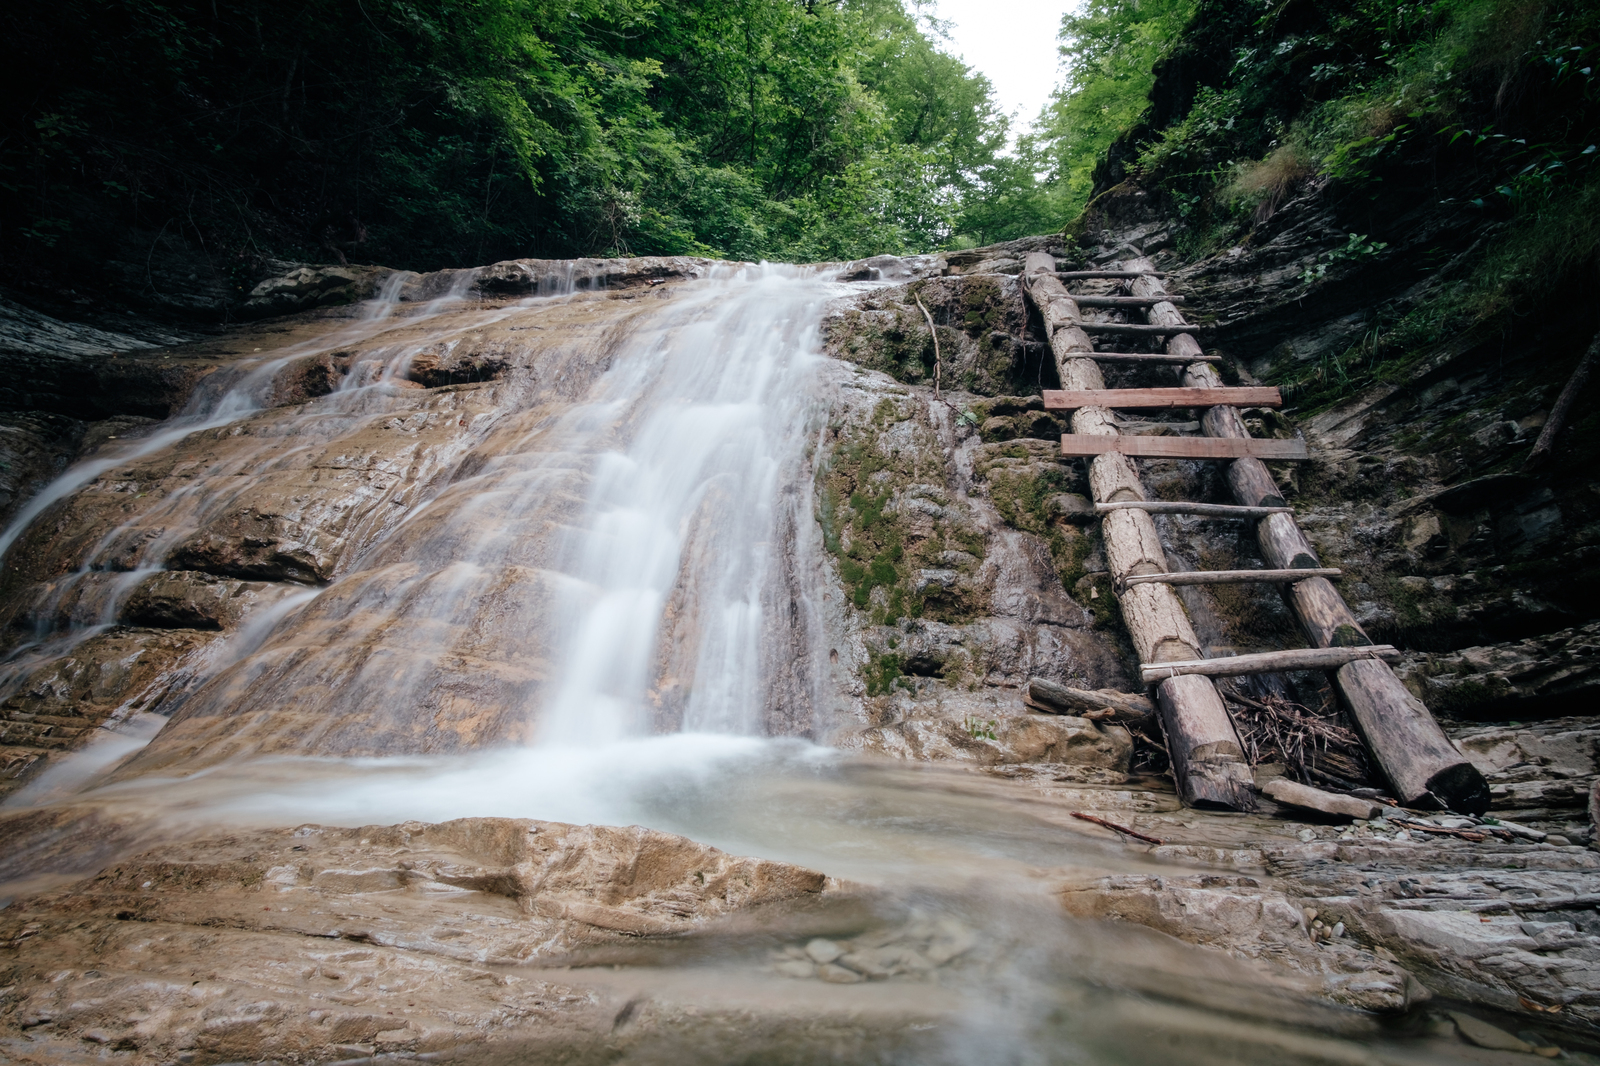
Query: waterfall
xmin=0 ymin=263 xmax=839 ymax=779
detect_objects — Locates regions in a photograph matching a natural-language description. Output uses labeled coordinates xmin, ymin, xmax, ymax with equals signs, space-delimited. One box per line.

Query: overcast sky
xmin=924 ymin=0 xmax=1078 ymax=133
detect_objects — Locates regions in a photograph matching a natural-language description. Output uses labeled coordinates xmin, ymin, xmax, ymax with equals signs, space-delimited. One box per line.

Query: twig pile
xmin=1221 ymin=683 xmax=1372 ymax=789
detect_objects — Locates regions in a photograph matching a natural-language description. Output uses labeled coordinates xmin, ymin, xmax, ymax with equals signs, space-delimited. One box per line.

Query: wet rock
xmin=1446 ymin=1011 xmax=1533 ymax=1053
xmin=120 ymin=570 xmax=288 ymax=630
xmin=0 ymin=817 xmax=828 ymax=1063
xmin=1396 ymin=622 xmax=1600 ymax=719
xmin=860 ymin=710 xmax=1131 ymax=770
xmin=240 ymin=263 xmax=395 ymax=316
xmin=403 ymin=345 xmax=510 ymax=388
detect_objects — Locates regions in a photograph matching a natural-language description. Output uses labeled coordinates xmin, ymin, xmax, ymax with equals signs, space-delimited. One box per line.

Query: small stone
xmin=1447 ymin=1011 xmax=1532 ymax=1053
xmin=805 ymin=938 xmax=843 ymax=964
xmin=817 ymin=963 xmax=865 ymax=984
xmin=1545 ymin=835 xmax=1571 ymax=847
xmin=1331 ymin=922 xmax=1346 ymax=938
xmin=1297 ymin=828 xmax=1316 ymax=842
xmin=82 ymin=1030 xmax=111 ymax=1044
xmin=774 ymin=959 xmax=816 ymax=979
xmin=1303 ymin=907 xmax=1318 ymax=922
xmin=1534 ymin=1047 xmax=1561 ymax=1058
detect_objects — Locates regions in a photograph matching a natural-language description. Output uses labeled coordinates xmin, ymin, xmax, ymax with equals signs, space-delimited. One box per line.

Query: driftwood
xmin=1123 ymin=255 xmax=1490 ymax=814
xmin=1061 ymin=436 xmax=1309 ymax=459
xmin=1524 ymin=330 xmax=1600 ymax=472
xmin=1045 ymin=387 xmax=1281 ymax=409
xmin=1071 ymin=812 xmax=1164 ymax=844
xmin=1023 ymin=251 xmax=1254 ymax=811
xmin=1139 ymin=645 xmax=1402 ymax=683
xmin=913 ymin=293 xmax=943 ymax=400
xmin=1263 ymin=778 xmax=1384 ymax=820
xmin=1025 ymin=678 xmax=1153 ymax=721
xmin=1095 ymin=501 xmax=1294 ymax=518
xmin=1120 ymin=567 xmax=1341 ymax=590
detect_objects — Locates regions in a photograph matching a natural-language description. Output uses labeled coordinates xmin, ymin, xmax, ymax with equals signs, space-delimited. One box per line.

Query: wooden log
xmin=1120 ymin=567 xmax=1341 ymax=590
xmin=1338 ymin=659 xmax=1491 ymax=814
xmin=1022 ymin=252 xmax=1253 ymax=810
xmin=1061 ymin=436 xmax=1310 ymax=460
xmin=1077 ymin=322 xmax=1210 ymax=336
xmin=1054 ymin=270 xmax=1169 ymax=279
xmin=1045 ymin=387 xmax=1281 ymax=410
xmin=1072 ymin=295 xmax=1186 ymax=307
xmin=1122 ymin=254 xmax=1489 ymax=813
xmin=1025 ymin=678 xmax=1153 ymax=721
xmin=1095 ymin=501 xmax=1294 ymax=518
xmin=1262 ymin=778 xmax=1384 ymax=820
xmin=1156 ymin=674 xmax=1257 ymax=810
xmin=1140 ymin=645 xmax=1403 ymax=683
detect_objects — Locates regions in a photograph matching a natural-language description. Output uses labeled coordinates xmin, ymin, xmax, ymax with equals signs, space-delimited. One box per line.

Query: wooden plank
xmin=1121 ymin=567 xmax=1341 ymax=590
xmin=1078 ymin=323 xmax=1208 ymax=336
xmin=1064 ymin=352 xmax=1221 ymax=364
xmin=1044 ymin=387 xmax=1281 ymax=410
xmin=1095 ymin=501 xmax=1294 ymax=518
xmin=1140 ymin=645 xmax=1403 ymax=684
xmin=1054 ymin=271 xmax=1168 ymax=279
xmin=1060 ymin=435 xmax=1309 ymax=460
xmin=1073 ymin=295 xmax=1186 ymax=307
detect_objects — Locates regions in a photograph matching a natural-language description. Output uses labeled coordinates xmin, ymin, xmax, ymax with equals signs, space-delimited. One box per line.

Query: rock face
xmin=0 ymin=817 xmax=828 ymax=1064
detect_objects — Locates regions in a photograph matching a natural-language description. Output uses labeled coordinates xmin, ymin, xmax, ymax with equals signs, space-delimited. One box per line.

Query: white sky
xmin=924 ymin=0 xmax=1080 ymax=133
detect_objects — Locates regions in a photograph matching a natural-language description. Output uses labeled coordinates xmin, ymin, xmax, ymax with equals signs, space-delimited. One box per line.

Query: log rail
xmin=1018 ymin=253 xmax=1490 ymax=814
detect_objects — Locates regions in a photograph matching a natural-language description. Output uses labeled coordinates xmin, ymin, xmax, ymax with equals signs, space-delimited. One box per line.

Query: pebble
xmin=1447 ymin=1011 xmax=1532 ymax=1053
xmin=816 ymin=963 xmax=865 ymax=984
xmin=805 ymin=938 xmax=843 ymax=965
xmin=1545 ymin=835 xmax=1572 ymax=847
xmin=774 ymin=959 xmax=816 ymax=979
xmin=1331 ymin=922 xmax=1345 ymax=938
xmin=1297 ymin=828 xmax=1316 ymax=842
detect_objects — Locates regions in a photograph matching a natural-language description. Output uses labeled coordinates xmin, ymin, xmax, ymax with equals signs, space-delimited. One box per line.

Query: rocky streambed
xmin=0 ymin=234 xmax=1594 ymax=1064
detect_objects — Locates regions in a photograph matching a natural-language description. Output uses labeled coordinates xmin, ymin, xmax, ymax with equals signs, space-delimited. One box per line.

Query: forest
xmin=2 ymin=0 xmax=1595 ymax=308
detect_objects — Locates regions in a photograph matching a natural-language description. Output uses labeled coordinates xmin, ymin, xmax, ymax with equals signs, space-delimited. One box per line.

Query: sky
xmin=925 ymin=0 xmax=1079 ymax=131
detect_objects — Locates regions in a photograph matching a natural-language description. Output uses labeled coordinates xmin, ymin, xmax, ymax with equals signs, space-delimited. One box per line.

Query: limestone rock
xmin=240 ymin=263 xmax=394 ymax=316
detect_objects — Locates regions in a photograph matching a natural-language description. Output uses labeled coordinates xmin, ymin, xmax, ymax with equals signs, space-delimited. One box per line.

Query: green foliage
xmin=1 ymin=0 xmax=1021 ymax=277
xmin=962 ymin=715 xmax=998 ymax=740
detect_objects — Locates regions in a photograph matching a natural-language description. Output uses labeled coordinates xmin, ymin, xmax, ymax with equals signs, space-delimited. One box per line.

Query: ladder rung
xmin=1052 ymin=271 xmax=1168 ymax=279
xmin=1072 ymin=295 xmax=1186 ymax=307
xmin=1056 ymin=352 xmax=1221 ymax=364
xmin=1140 ymin=645 xmax=1402 ymax=684
xmin=1061 ymin=435 xmax=1308 ymax=460
xmin=1045 ymin=387 xmax=1281 ymax=410
xmin=1076 ymin=323 xmax=1208 ymax=335
xmin=1096 ymin=501 xmax=1293 ymax=518
xmin=1121 ymin=568 xmax=1340 ymax=590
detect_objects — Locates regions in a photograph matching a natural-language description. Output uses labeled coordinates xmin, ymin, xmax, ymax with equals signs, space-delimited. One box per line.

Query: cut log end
xmin=1426 ymin=762 xmax=1492 ymax=816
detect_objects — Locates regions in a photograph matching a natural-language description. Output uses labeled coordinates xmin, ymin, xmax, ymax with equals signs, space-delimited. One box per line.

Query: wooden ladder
xmin=1019 ymin=252 xmax=1489 ymax=814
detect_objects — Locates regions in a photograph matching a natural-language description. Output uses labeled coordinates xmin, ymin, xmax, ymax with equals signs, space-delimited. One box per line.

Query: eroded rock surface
xmin=0 ymin=817 xmax=828 ymax=1064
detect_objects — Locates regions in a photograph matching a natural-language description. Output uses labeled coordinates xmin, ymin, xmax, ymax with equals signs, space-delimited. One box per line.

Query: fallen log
xmin=1095 ymin=501 xmax=1294 ymax=518
xmin=1139 ymin=645 xmax=1402 ymax=683
xmin=1025 ymin=678 xmax=1153 ymax=721
xmin=1120 ymin=567 xmax=1341 ymax=590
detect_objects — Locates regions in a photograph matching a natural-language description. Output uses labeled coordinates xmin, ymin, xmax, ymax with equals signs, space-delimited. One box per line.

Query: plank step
xmin=1058 ymin=352 xmax=1221 ymax=364
xmin=1061 ymin=435 xmax=1309 ymax=460
xmin=1139 ymin=645 xmax=1403 ymax=684
xmin=1096 ymin=501 xmax=1294 ymax=518
xmin=1121 ymin=567 xmax=1340 ymax=590
xmin=1045 ymin=387 xmax=1281 ymax=410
